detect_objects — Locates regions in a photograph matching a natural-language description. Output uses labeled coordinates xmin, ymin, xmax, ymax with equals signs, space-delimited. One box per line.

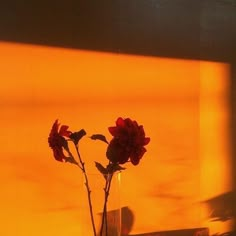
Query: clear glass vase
xmin=78 ymin=172 xmax=121 ymax=236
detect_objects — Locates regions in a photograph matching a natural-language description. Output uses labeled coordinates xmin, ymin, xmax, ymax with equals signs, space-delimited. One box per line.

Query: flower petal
xmin=143 ymin=137 xmax=150 ymax=145
xmin=59 ymin=125 xmax=71 ymax=137
xmin=108 ymin=126 xmax=117 ymax=136
xmin=49 ymin=120 xmax=59 ymax=136
xmin=53 ymin=147 xmax=66 ymax=162
xmin=116 ymin=117 xmax=125 ymax=127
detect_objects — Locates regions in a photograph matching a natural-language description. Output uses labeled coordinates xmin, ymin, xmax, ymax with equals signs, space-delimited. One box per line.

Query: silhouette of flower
xmin=48 ymin=120 xmax=71 ymax=162
xmin=48 ymin=117 xmax=150 ymax=236
xmin=107 ymin=117 xmax=150 ymax=165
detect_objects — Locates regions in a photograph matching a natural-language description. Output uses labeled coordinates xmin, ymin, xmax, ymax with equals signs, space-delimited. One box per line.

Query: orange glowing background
xmin=0 ymin=42 xmax=232 ymax=235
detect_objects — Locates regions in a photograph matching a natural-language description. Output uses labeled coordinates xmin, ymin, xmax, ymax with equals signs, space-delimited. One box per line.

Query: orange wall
xmin=0 ymin=42 xmax=231 ymax=235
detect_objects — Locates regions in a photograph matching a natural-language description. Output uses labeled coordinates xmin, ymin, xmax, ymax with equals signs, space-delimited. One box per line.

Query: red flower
xmin=106 ymin=117 xmax=150 ymax=165
xmin=48 ymin=120 xmax=72 ymax=162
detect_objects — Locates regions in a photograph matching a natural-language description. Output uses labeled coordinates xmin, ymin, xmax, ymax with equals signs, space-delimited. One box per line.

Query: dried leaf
xmin=90 ymin=134 xmax=108 ymax=144
xmin=70 ymin=129 xmax=86 ymax=145
xmin=114 ymin=164 xmax=126 ymax=172
xmin=65 ymin=156 xmax=78 ymax=166
xmin=95 ymin=162 xmax=108 ymax=175
xmin=107 ymin=163 xmax=126 ymax=173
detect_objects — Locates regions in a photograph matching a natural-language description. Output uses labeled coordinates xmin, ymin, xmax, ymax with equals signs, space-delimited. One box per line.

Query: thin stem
xmin=100 ymin=173 xmax=113 ymax=236
xmin=100 ymin=178 xmax=108 ymax=236
xmin=74 ymin=144 xmax=96 ymax=236
xmin=67 ymin=149 xmax=83 ymax=170
xmin=105 ymin=174 xmax=113 ymax=236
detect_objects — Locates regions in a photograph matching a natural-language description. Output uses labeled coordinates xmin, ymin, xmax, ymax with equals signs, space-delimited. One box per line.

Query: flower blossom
xmin=48 ymin=120 xmax=72 ymax=162
xmin=106 ymin=117 xmax=150 ymax=165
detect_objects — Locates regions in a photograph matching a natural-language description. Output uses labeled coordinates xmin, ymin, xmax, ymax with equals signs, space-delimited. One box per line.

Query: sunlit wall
xmin=0 ymin=42 xmax=232 ymax=235
xmin=200 ymin=62 xmax=233 ymax=234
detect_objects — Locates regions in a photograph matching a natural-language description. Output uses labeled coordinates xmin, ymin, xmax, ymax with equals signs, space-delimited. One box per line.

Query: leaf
xmin=114 ymin=164 xmax=126 ymax=172
xmin=70 ymin=129 xmax=86 ymax=145
xmin=107 ymin=163 xmax=126 ymax=173
xmin=95 ymin=162 xmax=108 ymax=175
xmin=90 ymin=134 xmax=109 ymax=144
xmin=65 ymin=156 xmax=79 ymax=166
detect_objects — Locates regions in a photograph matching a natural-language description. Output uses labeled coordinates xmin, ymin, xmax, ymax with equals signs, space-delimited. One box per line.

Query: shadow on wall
xmin=202 ymin=191 xmax=235 ymax=222
xmin=97 ymin=206 xmax=135 ymax=235
xmin=98 ymin=207 xmax=211 ymax=236
xmin=127 ymin=228 xmax=209 ymax=236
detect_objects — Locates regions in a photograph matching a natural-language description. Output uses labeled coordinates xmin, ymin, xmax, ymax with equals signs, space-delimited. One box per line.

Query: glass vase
xmin=78 ymin=172 xmax=121 ymax=236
